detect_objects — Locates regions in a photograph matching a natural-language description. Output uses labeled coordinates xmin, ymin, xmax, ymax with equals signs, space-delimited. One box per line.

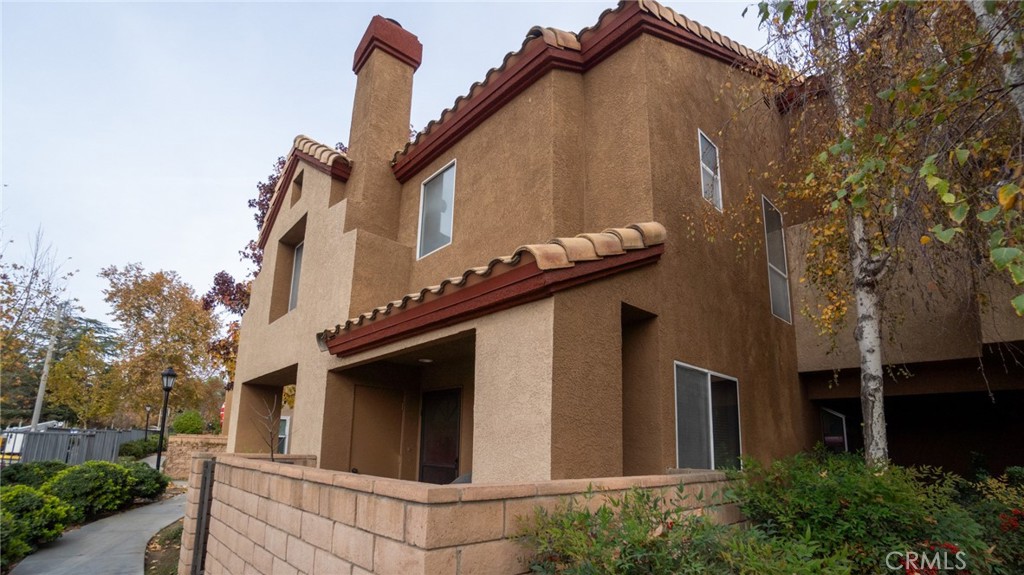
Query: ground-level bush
xmin=118 ymin=437 xmax=160 ymax=459
xmin=0 ymin=484 xmax=71 ymax=570
xmin=520 ymin=486 xmax=850 ymax=575
xmin=42 ymin=460 xmax=136 ymax=523
xmin=958 ymin=473 xmax=1024 ymax=575
xmin=0 ymin=460 xmax=69 ymax=488
xmin=124 ymin=461 xmax=169 ymax=500
xmin=521 ymin=452 xmax=1011 ymax=574
xmin=171 ymin=410 xmax=204 ymax=435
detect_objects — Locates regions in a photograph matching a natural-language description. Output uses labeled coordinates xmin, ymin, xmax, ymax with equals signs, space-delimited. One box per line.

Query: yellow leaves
xmin=920 ymin=235 xmax=932 ymax=246
xmin=998 ymin=184 xmax=1019 ymax=211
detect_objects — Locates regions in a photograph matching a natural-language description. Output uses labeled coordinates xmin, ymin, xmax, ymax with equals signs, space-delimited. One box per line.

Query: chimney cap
xmin=353 ymin=15 xmax=423 ymax=74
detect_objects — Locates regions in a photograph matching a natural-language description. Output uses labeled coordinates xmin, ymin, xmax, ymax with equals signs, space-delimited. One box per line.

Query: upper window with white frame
xmin=675 ymin=362 xmax=741 ymax=470
xmin=417 ymin=160 xmax=456 ymax=259
xmin=698 ymin=130 xmax=722 ymax=211
xmin=761 ymin=197 xmax=792 ymax=323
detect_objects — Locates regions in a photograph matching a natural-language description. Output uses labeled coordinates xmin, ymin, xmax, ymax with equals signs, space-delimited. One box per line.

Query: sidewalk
xmin=11 ymin=493 xmax=186 ymax=575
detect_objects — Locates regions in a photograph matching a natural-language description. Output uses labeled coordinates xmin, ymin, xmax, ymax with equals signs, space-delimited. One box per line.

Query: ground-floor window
xmin=820 ymin=407 xmax=848 ymax=453
xmin=674 ymin=362 xmax=741 ymax=470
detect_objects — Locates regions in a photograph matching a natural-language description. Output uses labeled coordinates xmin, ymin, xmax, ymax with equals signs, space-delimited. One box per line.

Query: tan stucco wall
xmin=471 ymin=299 xmax=554 ymax=483
xmin=232 ymin=22 xmax=818 ymax=482
xmin=787 ymin=223 xmax=1024 ymax=372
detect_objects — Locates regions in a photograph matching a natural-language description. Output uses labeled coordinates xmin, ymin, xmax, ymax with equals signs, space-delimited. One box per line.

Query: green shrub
xmin=0 ymin=460 xmax=69 ymax=488
xmin=0 ymin=484 xmax=71 ymax=570
xmin=721 ymin=526 xmax=852 ymax=575
xmin=171 ymin=410 xmax=204 ymax=435
xmin=118 ymin=437 xmax=159 ymax=459
xmin=1 ymin=508 xmax=32 ymax=572
xmin=963 ymin=474 xmax=1024 ymax=575
xmin=124 ymin=462 xmax=168 ymax=500
xmin=42 ymin=460 xmax=136 ymax=523
xmin=521 ymin=486 xmax=851 ymax=575
xmin=733 ymin=451 xmax=991 ymax=574
xmin=522 ymin=486 xmax=733 ymax=574
xmin=1005 ymin=466 xmax=1024 ymax=488
xmin=1 ymin=484 xmax=71 ymax=544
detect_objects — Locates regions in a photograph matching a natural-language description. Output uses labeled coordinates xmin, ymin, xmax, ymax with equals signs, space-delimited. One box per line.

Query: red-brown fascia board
xmin=325 ymin=244 xmax=664 ymax=357
xmin=257 ymin=152 xmax=351 ymax=250
xmin=392 ymin=3 xmax=771 ymax=184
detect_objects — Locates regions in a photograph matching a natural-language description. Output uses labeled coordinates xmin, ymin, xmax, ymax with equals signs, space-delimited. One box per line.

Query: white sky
xmin=2 ymin=1 xmax=767 ymax=324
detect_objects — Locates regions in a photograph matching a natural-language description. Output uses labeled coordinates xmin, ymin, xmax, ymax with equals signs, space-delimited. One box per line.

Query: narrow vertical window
xmin=288 ymin=242 xmax=303 ymax=311
xmin=418 ymin=161 xmax=456 ymax=258
xmin=698 ymin=130 xmax=722 ymax=210
xmin=675 ymin=363 xmax=741 ymax=470
xmin=762 ymin=197 xmax=791 ymax=322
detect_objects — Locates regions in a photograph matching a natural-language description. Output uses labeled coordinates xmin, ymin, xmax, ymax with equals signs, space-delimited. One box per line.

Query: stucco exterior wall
xmin=231 ymin=11 xmax=816 ymax=484
xmin=787 ymin=223 xmax=1024 ymax=373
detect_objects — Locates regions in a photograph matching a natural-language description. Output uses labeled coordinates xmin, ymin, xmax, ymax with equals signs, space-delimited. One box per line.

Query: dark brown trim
xmin=257 ymin=153 xmax=351 ymax=250
xmin=353 ymin=16 xmax=423 ymax=74
xmin=392 ymin=5 xmax=772 ymax=184
xmin=392 ymin=40 xmax=583 ymax=183
xmin=326 ymin=244 xmax=664 ymax=357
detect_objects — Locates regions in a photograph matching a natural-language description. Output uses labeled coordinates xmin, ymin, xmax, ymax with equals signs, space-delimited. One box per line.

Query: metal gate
xmin=190 ymin=458 xmax=217 ymax=575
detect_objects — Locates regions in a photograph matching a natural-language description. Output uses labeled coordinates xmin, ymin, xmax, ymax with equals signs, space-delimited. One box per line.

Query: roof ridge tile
xmin=318 ymin=222 xmax=666 ymax=344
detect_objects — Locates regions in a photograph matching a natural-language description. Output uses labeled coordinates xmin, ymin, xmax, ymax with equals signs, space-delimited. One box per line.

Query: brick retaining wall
xmin=179 ymin=454 xmax=738 ymax=575
xmin=163 ymin=435 xmax=228 ymax=480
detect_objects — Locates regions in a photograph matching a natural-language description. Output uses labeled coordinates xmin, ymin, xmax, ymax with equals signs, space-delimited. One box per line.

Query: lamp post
xmin=154 ymin=367 xmax=176 ymax=472
xmin=144 ymin=405 xmax=153 ymax=440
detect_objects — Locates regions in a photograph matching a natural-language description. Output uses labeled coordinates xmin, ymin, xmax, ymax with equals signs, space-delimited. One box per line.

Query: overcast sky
xmin=2 ymin=1 xmax=767 ymax=325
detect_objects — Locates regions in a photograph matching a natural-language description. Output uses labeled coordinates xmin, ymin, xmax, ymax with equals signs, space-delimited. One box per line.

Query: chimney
xmin=344 ymin=16 xmax=422 ymax=239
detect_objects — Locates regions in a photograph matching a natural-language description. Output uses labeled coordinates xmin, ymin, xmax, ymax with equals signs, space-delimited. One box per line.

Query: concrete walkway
xmin=12 ymin=493 xmax=186 ymax=575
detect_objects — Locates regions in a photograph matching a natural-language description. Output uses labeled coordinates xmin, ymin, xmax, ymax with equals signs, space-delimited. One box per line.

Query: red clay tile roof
xmin=391 ymin=0 xmax=781 ymax=183
xmin=257 ymin=135 xmax=352 ymax=250
xmin=318 ymin=221 xmax=666 ymax=347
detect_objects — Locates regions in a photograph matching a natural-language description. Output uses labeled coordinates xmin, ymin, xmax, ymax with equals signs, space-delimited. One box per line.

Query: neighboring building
xmin=226 ymin=0 xmax=1023 ymax=484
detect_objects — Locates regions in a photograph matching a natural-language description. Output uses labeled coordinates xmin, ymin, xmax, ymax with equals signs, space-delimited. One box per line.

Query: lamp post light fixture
xmin=154 ymin=367 xmax=177 ymax=472
xmin=144 ymin=404 xmax=153 ymax=440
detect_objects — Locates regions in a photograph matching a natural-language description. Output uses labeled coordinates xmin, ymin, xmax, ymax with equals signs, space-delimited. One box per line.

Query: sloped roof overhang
xmin=258 ymin=136 xmax=352 ymax=250
xmin=319 ymin=222 xmax=667 ymax=358
xmin=322 ymin=243 xmax=663 ymax=357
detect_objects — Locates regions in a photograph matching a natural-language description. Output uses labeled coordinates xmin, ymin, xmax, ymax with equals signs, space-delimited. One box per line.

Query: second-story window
xmin=288 ymin=241 xmax=304 ymax=311
xmin=762 ymin=197 xmax=791 ymax=323
xmin=698 ymin=130 xmax=722 ymax=211
xmin=418 ymin=160 xmax=456 ymax=259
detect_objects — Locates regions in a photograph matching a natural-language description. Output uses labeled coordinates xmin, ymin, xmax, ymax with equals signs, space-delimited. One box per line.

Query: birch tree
xmin=752 ymin=0 xmax=1023 ymax=465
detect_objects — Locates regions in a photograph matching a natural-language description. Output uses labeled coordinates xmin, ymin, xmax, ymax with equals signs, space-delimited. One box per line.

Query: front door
xmin=419 ymin=389 xmax=461 ymax=484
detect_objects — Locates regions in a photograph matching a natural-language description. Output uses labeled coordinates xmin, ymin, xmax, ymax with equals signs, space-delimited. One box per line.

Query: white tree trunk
xmin=971 ymin=1 xmax=1024 ymax=125
xmin=851 ymin=214 xmax=888 ymax=465
xmin=812 ymin=8 xmax=890 ymax=465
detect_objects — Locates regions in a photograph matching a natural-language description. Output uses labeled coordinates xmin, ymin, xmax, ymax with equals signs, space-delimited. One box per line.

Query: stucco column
xmin=471 ymin=299 xmax=555 ymax=483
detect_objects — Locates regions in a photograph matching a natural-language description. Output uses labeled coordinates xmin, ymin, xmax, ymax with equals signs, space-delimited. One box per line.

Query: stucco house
xmin=178 ymin=2 xmax=1024 ymax=573
xmin=225 ymin=0 xmax=1024 ymax=487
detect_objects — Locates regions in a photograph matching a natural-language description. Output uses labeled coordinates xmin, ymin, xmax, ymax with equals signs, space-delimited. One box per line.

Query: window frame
xmin=416 ymin=159 xmax=457 ymax=260
xmin=820 ymin=407 xmax=848 ymax=453
xmin=697 ymin=129 xmax=723 ymax=212
xmin=277 ymin=415 xmax=291 ymax=454
xmin=761 ymin=196 xmax=792 ymax=323
xmin=673 ymin=361 xmax=742 ymax=470
xmin=288 ymin=241 xmax=304 ymax=311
